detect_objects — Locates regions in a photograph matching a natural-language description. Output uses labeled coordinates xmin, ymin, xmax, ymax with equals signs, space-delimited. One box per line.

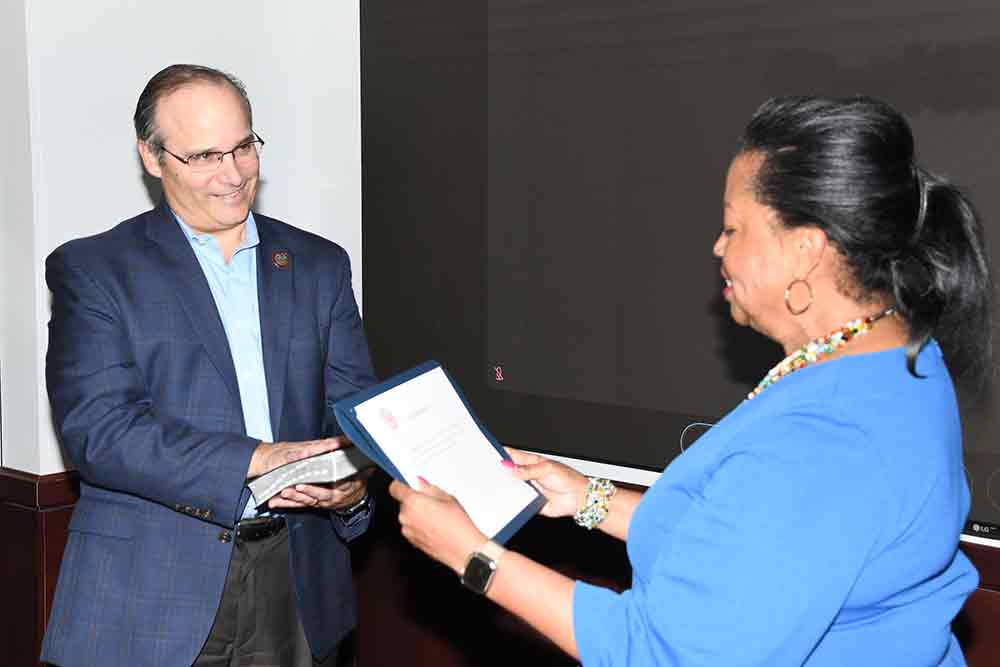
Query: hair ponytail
xmin=896 ymin=171 xmax=992 ymax=385
xmin=740 ymin=96 xmax=993 ymax=387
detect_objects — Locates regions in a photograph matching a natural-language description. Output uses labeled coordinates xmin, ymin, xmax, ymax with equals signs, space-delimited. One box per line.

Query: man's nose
xmin=216 ymin=152 xmax=244 ymax=184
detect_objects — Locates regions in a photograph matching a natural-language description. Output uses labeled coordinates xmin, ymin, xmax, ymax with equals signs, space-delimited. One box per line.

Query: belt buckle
xmin=236 ymin=516 xmax=284 ymax=542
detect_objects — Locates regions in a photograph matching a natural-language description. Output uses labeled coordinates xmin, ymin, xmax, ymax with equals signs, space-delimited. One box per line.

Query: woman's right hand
xmin=505 ymin=448 xmax=588 ymax=518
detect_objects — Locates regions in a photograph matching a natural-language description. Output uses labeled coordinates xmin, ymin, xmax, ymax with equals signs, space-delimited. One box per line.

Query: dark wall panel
xmin=362 ymin=3 xmax=1000 ymax=539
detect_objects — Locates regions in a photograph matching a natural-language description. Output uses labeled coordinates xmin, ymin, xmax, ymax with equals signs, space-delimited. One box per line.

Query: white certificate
xmin=338 ymin=363 xmax=543 ymax=541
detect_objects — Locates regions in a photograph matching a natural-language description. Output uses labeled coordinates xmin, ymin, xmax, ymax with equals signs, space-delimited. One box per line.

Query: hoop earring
xmin=785 ymin=278 xmax=813 ymax=315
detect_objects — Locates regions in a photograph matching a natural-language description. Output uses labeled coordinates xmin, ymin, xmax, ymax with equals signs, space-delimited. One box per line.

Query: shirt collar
xmin=172 ymin=210 xmax=260 ymax=253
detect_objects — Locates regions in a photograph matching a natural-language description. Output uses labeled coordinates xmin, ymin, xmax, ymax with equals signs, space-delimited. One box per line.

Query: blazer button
xmin=218 ymin=530 xmax=232 ymax=543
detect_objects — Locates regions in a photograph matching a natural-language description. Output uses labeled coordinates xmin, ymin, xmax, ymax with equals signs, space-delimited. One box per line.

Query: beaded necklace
xmin=747 ymin=306 xmax=897 ymax=400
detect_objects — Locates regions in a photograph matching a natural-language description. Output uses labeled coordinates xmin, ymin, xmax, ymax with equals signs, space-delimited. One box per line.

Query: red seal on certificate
xmin=379 ymin=408 xmax=399 ymax=430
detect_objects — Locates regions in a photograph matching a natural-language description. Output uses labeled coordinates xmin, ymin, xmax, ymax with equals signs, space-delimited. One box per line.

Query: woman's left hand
xmin=389 ymin=478 xmax=487 ymax=575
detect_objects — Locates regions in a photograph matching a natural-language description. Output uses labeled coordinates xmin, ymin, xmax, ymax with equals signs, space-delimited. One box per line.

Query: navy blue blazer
xmin=41 ymin=201 xmax=376 ymax=667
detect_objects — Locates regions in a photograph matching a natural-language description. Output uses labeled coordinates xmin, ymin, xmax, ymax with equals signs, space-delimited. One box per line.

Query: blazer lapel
xmin=256 ymin=220 xmax=293 ymax=437
xmin=144 ymin=200 xmax=243 ymax=410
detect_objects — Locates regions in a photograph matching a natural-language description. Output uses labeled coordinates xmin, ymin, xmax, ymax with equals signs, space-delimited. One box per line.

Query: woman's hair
xmin=739 ymin=95 xmax=992 ymax=386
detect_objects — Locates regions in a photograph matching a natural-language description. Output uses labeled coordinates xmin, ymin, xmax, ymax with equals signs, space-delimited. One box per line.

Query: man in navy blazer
xmin=41 ymin=64 xmax=376 ymax=666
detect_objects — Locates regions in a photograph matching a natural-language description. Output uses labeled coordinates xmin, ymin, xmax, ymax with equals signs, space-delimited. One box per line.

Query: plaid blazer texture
xmin=41 ymin=201 xmax=376 ymax=667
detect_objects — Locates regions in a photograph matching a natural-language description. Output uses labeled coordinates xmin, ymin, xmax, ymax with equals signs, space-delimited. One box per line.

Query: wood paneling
xmin=0 ymin=502 xmax=39 ymax=666
xmin=956 ymin=543 xmax=1000 ymax=666
xmin=0 ymin=468 xmax=79 ymax=667
xmin=954 ymin=587 xmax=1000 ymax=666
xmin=5 ymin=466 xmax=1000 ymax=666
xmin=350 ymin=478 xmax=1000 ymax=667
xmin=0 ymin=468 xmax=78 ymax=510
xmin=963 ymin=541 xmax=1000 ymax=591
xmin=350 ymin=475 xmax=626 ymax=666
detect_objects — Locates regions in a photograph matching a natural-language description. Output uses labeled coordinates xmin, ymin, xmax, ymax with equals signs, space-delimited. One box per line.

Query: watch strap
xmin=334 ymin=491 xmax=370 ymax=519
xmin=476 ymin=539 xmax=505 ymax=564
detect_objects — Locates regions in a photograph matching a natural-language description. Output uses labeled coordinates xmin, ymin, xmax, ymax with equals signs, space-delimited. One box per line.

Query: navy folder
xmin=333 ymin=360 xmax=545 ymax=544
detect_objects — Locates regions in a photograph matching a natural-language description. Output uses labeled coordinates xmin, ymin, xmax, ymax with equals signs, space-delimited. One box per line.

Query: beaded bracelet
xmin=573 ymin=477 xmax=617 ymax=530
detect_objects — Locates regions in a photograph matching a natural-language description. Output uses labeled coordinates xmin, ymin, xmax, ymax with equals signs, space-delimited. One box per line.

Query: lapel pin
xmin=272 ymin=250 xmax=291 ymax=269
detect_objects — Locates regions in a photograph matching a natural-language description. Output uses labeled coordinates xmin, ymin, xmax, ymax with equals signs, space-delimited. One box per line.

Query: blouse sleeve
xmin=573 ymin=414 xmax=885 ymax=666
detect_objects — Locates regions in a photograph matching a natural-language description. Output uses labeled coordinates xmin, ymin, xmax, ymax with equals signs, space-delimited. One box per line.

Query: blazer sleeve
xmin=321 ymin=247 xmax=377 ymax=539
xmin=46 ymin=248 xmax=258 ymax=527
xmin=323 ymin=246 xmax=377 ymax=410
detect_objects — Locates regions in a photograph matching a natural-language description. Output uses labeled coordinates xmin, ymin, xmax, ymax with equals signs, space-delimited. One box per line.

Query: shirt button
xmin=219 ymin=530 xmax=232 ymax=543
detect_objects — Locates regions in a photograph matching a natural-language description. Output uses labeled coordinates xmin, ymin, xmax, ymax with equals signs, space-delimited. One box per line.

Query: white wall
xmin=1 ymin=0 xmax=362 ymax=475
xmin=0 ymin=0 xmax=41 ymax=473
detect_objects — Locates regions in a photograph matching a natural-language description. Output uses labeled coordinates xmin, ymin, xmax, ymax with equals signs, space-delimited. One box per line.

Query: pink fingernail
xmin=417 ymin=476 xmax=429 ymax=487
xmin=501 ymin=459 xmax=515 ymax=470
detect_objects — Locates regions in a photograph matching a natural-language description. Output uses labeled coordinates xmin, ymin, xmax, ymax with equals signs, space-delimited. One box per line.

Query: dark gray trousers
xmin=194 ymin=525 xmax=338 ymax=667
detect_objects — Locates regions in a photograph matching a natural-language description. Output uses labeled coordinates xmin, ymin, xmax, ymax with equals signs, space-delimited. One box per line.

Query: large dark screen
xmin=363 ymin=1 xmax=1000 ymax=536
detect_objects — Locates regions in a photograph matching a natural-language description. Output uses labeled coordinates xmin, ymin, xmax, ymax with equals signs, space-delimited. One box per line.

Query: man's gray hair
xmin=133 ymin=64 xmax=253 ymax=158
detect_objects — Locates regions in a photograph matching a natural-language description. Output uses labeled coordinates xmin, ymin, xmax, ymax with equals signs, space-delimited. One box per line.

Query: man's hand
xmin=268 ymin=469 xmax=372 ymax=511
xmin=246 ymin=436 xmax=345 ymax=479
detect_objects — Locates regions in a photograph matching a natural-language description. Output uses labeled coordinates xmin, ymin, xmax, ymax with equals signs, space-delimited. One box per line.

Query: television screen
xmin=362 ymin=0 xmax=1000 ymax=536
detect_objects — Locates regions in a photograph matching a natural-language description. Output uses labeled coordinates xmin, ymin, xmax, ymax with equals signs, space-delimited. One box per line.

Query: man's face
xmin=138 ymin=82 xmax=259 ymax=236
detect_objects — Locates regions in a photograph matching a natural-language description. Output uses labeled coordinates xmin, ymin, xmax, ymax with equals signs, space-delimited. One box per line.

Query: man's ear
xmin=137 ymin=140 xmax=163 ymax=178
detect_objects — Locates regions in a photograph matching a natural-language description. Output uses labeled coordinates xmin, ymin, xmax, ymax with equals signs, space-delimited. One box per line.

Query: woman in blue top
xmin=389 ymin=96 xmax=992 ymax=666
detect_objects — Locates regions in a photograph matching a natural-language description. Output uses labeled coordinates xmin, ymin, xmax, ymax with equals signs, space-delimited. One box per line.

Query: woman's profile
xmin=390 ymin=95 xmax=991 ymax=666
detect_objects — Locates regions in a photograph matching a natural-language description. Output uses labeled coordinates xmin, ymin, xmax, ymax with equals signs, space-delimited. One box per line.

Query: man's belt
xmin=235 ymin=515 xmax=286 ymax=542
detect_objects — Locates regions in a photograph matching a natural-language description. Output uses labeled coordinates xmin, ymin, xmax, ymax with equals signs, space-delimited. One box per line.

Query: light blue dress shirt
xmin=174 ymin=212 xmax=271 ymax=518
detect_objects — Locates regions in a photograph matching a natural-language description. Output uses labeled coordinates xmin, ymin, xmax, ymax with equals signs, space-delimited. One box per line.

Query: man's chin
xmin=211 ymin=203 xmax=252 ymax=225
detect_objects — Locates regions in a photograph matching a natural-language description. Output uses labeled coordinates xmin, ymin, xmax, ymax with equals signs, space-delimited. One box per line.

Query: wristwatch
xmin=460 ymin=540 xmax=505 ymax=595
xmin=333 ymin=492 xmax=371 ymax=522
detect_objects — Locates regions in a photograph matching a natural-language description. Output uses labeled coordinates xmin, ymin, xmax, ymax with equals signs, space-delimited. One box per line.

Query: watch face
xmin=461 ymin=553 xmax=496 ymax=594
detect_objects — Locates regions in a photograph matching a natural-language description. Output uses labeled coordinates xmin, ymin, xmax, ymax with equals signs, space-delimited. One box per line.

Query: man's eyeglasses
xmin=158 ymin=132 xmax=265 ymax=174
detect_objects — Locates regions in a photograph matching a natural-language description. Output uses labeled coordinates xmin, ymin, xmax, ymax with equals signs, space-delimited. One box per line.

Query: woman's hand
xmin=389 ymin=478 xmax=487 ymax=574
xmin=504 ymin=448 xmax=588 ymax=519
